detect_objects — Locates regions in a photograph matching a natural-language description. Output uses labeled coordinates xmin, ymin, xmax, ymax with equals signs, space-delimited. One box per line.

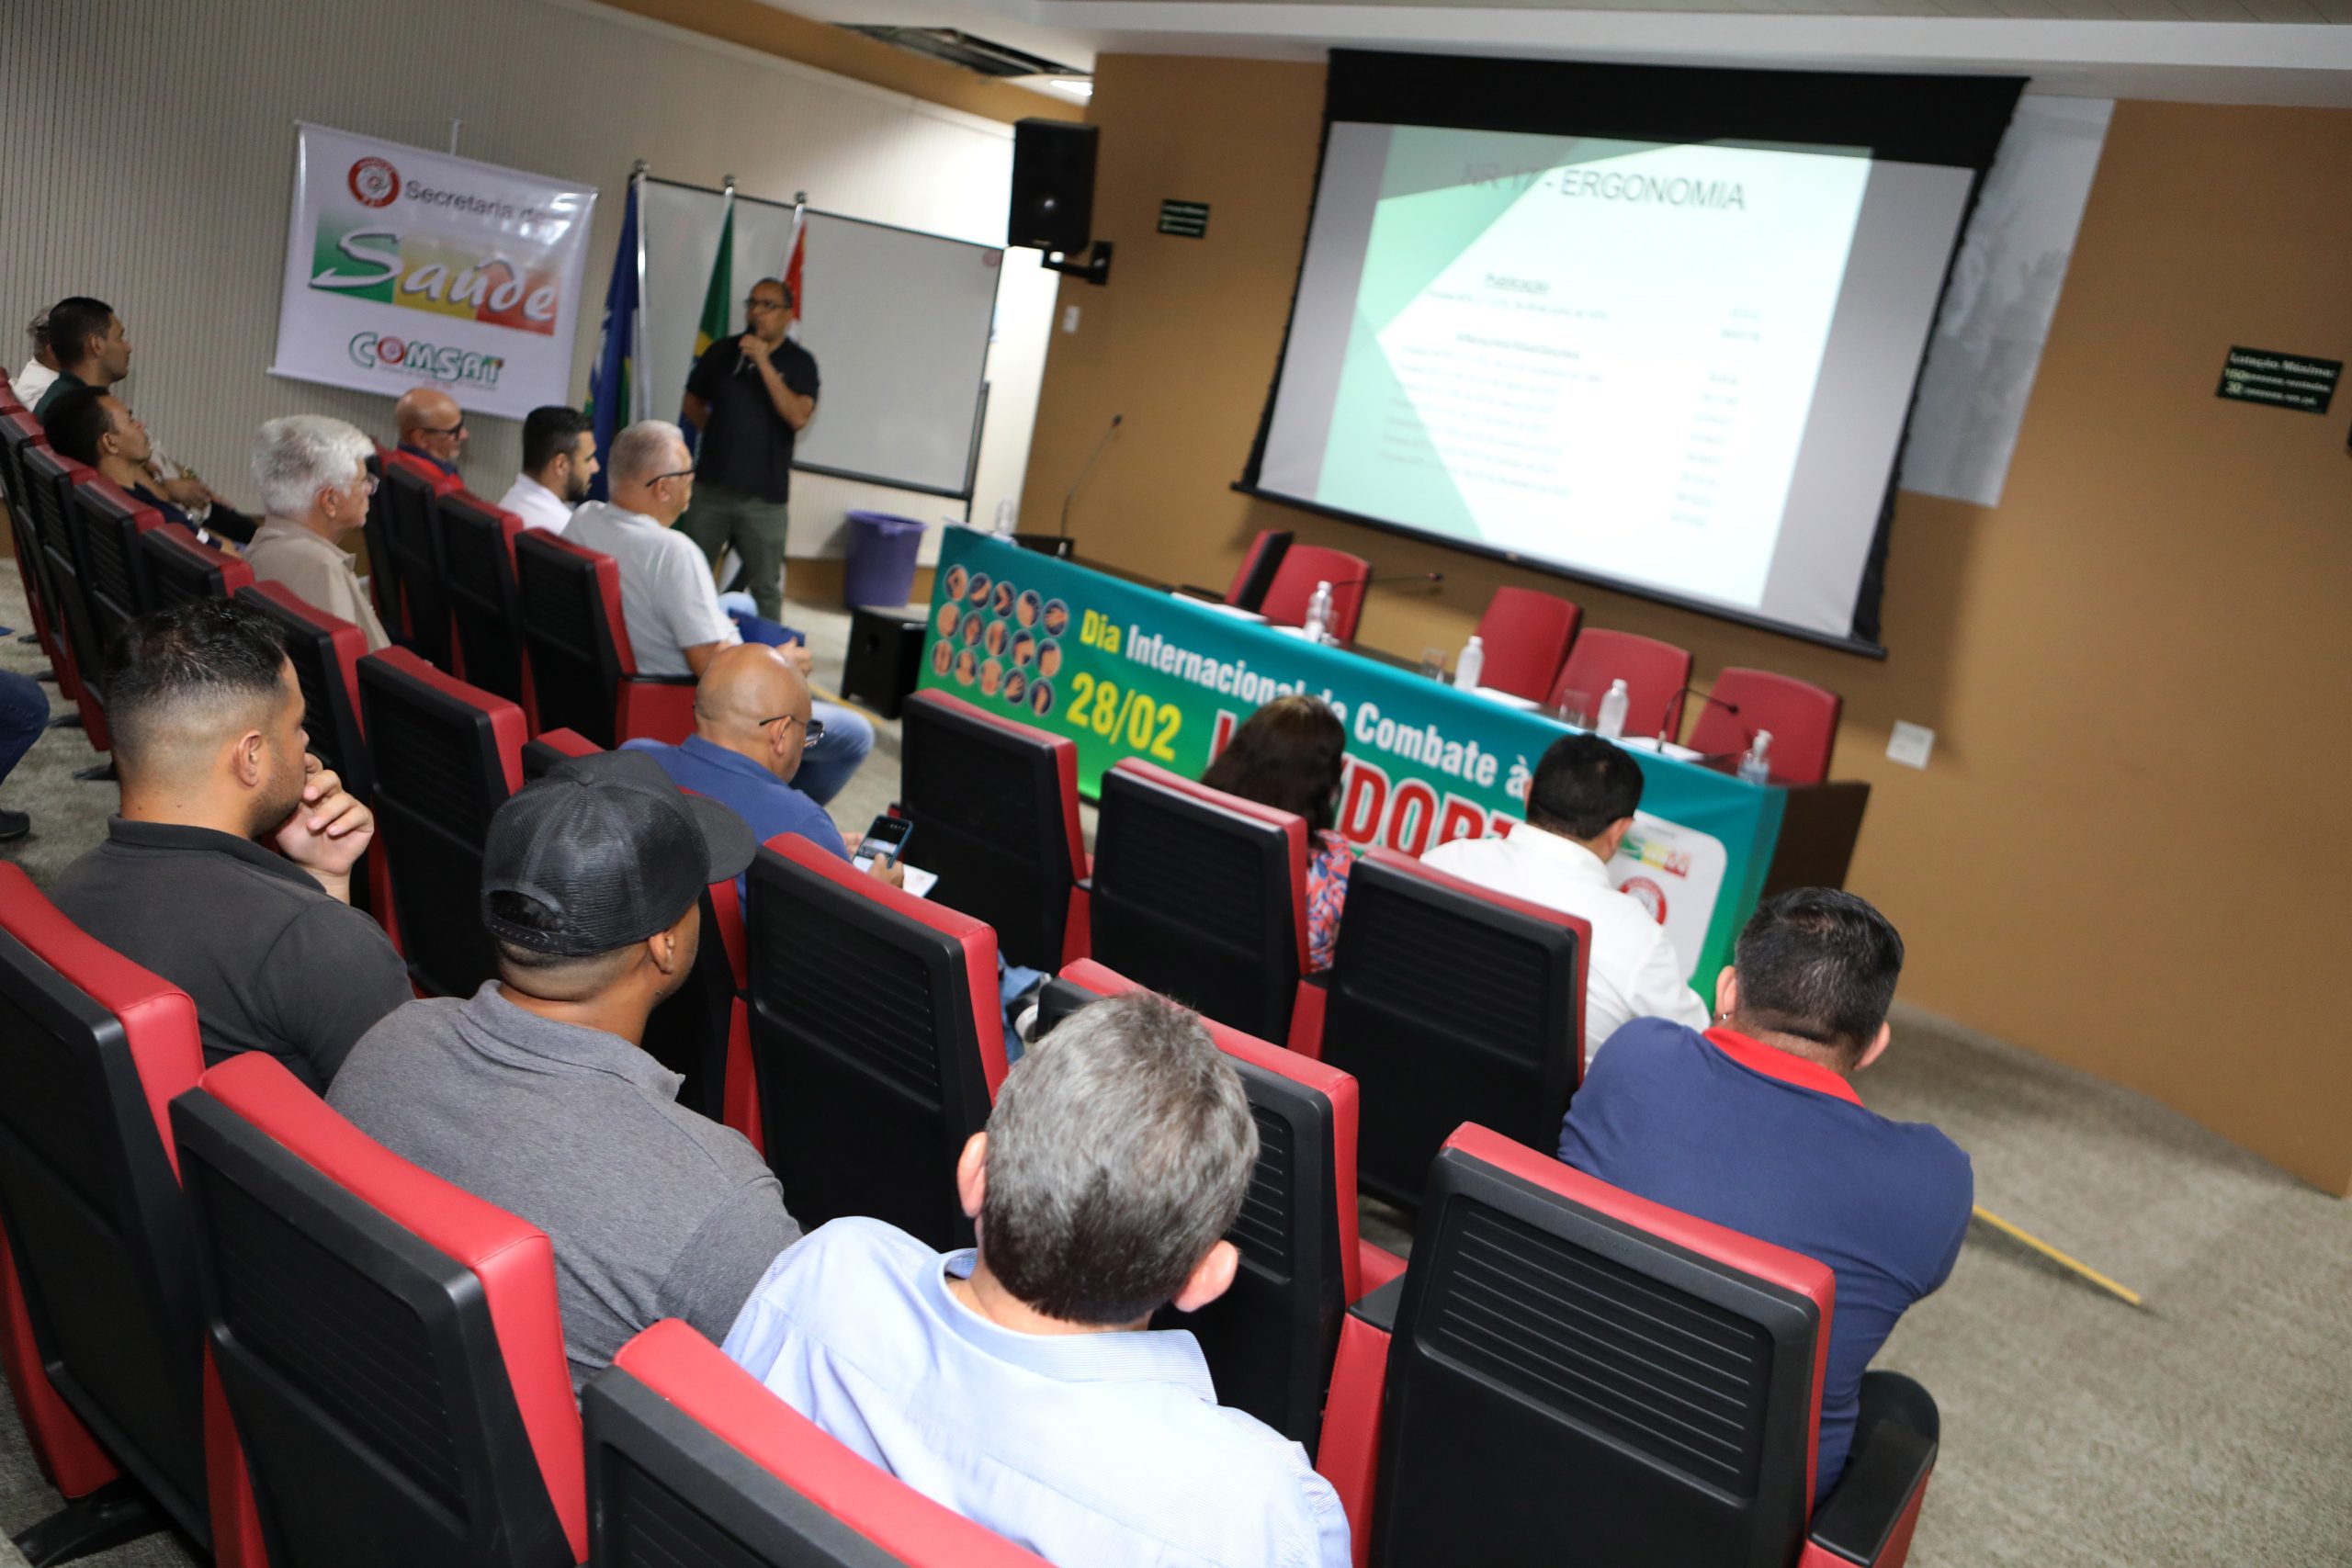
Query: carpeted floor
xmin=2 ymin=557 xmax=2346 ymax=1567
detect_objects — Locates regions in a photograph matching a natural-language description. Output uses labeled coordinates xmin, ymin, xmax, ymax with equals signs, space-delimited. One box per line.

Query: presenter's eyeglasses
xmin=758 ymin=714 xmax=825 ymax=747
xmin=744 ymin=297 xmax=786 ymax=315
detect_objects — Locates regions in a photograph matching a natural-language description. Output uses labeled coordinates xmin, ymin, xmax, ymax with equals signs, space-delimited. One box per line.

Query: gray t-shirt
xmin=563 ymin=500 xmax=741 ymax=678
xmin=328 ymin=982 xmax=799 ymax=1389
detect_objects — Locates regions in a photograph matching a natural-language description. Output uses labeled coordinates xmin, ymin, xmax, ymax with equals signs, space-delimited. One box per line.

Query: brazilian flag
xmin=683 ymin=199 xmax=734 ymax=454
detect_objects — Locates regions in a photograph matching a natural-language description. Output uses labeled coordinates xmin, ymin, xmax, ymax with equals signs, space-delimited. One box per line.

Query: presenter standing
xmin=678 ymin=276 xmax=818 ymax=622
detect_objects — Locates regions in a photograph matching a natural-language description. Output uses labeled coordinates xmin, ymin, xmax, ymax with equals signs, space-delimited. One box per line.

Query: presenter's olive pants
xmin=678 ymin=482 xmax=790 ymax=621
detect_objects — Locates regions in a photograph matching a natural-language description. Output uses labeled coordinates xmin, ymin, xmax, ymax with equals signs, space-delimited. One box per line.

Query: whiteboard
xmin=639 ymin=182 xmax=1002 ymax=497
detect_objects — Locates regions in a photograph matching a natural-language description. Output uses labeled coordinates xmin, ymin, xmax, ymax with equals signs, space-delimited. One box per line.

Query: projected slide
xmin=1317 ymin=129 xmax=1867 ymax=608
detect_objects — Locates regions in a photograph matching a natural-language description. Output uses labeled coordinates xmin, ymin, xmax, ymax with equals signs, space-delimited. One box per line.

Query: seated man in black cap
xmin=330 ymin=750 xmax=801 ymax=1389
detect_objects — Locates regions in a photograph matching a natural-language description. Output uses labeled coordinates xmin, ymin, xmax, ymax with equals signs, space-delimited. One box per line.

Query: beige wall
xmin=1021 ymin=56 xmax=2352 ymax=1191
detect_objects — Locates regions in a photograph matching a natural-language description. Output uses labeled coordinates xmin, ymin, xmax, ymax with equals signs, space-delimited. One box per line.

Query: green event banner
xmin=913 ymin=530 xmax=1785 ymax=994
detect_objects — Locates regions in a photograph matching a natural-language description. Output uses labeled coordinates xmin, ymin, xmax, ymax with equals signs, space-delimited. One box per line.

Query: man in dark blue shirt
xmin=623 ymin=642 xmax=899 ymax=895
xmin=677 ymin=276 xmax=819 ymax=624
xmin=1558 ymin=887 xmax=1971 ymax=1501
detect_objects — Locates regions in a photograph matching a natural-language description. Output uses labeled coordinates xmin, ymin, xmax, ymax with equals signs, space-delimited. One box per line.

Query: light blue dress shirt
xmin=723 ymin=1218 xmax=1351 ymax=1568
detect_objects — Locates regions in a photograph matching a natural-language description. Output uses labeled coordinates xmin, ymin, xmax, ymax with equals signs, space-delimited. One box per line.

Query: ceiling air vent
xmin=841 ymin=26 xmax=1080 ymax=79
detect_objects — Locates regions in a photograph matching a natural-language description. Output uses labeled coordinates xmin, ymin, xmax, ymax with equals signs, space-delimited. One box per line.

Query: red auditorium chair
xmin=899 ymin=689 xmax=1091 ymax=970
xmin=0 ymin=865 xmax=259 ymax=1566
xmin=70 ymin=476 xmax=165 ymax=656
xmin=436 ymin=490 xmax=532 ymax=705
xmin=356 ymin=649 xmax=526 ymax=999
xmin=517 ymin=728 xmax=754 ymax=1143
xmin=236 ymin=582 xmax=395 ymax=936
xmin=1259 ymin=542 xmax=1372 ymax=643
xmin=1549 ymin=626 xmax=1694 ymax=741
xmin=1689 ymin=668 xmax=1845 ymax=785
xmin=0 ymin=406 xmax=73 ymax=685
xmin=514 ymin=529 xmax=697 ymax=746
xmin=584 ymin=1320 xmax=1051 ymax=1568
xmin=744 ymin=836 xmax=1009 ymax=1251
xmin=1306 ymin=850 xmax=1590 ymax=1210
xmin=379 ymin=447 xmax=461 ymax=669
xmin=1472 ymin=585 xmax=1582 ymax=702
xmin=172 ymin=1053 xmax=586 ymax=1568
xmin=1222 ymin=527 xmax=1293 ymax=614
xmin=23 ymin=446 xmax=114 ymax=750
xmin=1317 ymin=1126 xmax=1940 ymax=1568
xmin=1088 ymin=758 xmax=1317 ymax=1048
xmin=1039 ymin=959 xmax=1404 ymax=1452
xmin=141 ymin=523 xmax=254 ymax=610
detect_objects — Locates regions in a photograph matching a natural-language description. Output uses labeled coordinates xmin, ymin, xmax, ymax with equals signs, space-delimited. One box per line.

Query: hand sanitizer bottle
xmin=1738 ymin=729 xmax=1774 ymax=784
xmin=1453 ymin=635 xmax=1485 ymax=690
xmin=1596 ymin=678 xmax=1630 ymax=739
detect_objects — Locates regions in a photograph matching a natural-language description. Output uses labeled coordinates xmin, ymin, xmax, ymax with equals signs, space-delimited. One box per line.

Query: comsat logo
xmin=350 ymin=332 xmax=503 ymax=389
xmin=348 ymin=156 xmax=400 ymax=209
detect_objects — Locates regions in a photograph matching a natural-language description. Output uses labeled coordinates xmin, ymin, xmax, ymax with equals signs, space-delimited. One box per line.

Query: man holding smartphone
xmin=624 ymin=643 xmax=900 ymax=892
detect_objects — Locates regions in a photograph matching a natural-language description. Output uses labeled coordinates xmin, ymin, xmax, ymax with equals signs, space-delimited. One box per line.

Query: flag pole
xmin=630 ymin=160 xmax=651 ymax=423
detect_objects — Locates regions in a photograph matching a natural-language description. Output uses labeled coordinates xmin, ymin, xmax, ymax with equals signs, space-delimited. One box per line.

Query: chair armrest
xmin=1316 ymin=1278 xmax=1406 ymax=1568
xmin=1288 ymin=972 xmax=1329 ymax=1060
xmin=1802 ymin=1373 xmax=1939 ymax=1568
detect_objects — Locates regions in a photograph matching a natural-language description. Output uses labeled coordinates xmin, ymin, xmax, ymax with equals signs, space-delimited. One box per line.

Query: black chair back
xmin=899 ymin=691 xmax=1082 ymax=969
xmin=1320 ymin=850 xmax=1589 ymax=1209
xmin=514 ymin=530 xmax=628 ymax=746
xmin=1088 ymin=760 xmax=1306 ymax=1042
xmin=437 ymin=491 xmax=528 ymax=703
xmin=25 ymin=446 xmax=106 ymax=698
xmin=357 ymin=650 xmax=522 ymax=998
xmin=744 ymin=838 xmax=1002 ymax=1251
xmin=141 ymin=523 xmax=254 ymax=611
xmin=1035 ymin=971 xmax=1349 ymax=1450
xmin=383 ymin=451 xmax=455 ymax=669
xmin=1371 ymin=1127 xmax=1828 ymax=1568
xmin=71 ymin=478 xmax=161 ymax=655
xmin=173 ymin=1058 xmax=580 ymax=1568
xmin=0 ymin=871 xmax=211 ymax=1544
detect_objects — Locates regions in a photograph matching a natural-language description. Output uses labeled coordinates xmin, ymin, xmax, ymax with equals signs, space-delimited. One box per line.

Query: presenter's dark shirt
xmin=49 ymin=819 xmax=413 ymax=1091
xmin=1558 ymin=1018 xmax=1972 ymax=1499
xmin=685 ymin=338 xmax=820 ymax=504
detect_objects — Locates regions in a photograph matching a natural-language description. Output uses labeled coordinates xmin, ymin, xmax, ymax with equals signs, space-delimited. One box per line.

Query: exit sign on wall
xmin=1158 ymin=200 xmax=1210 ymax=239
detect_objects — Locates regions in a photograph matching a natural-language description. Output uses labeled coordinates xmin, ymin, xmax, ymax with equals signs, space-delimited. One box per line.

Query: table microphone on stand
xmin=1659 ymin=685 xmax=1744 ymax=750
xmin=1026 ymin=413 xmax=1122 ymax=559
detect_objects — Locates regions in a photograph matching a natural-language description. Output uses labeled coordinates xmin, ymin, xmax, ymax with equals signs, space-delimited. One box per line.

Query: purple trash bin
xmin=842 ymin=512 xmax=927 ymax=609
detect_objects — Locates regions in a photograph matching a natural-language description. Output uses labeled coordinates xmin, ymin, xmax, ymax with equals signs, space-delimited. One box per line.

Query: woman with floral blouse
xmin=1201 ymin=694 xmax=1353 ymax=972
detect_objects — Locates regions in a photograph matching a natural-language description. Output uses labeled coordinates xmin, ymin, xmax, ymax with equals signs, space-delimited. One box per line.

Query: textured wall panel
xmin=0 ymin=0 xmax=1033 ymax=529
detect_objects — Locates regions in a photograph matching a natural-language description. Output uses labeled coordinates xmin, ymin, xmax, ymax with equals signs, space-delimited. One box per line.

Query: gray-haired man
xmin=724 ymin=991 xmax=1351 ymax=1568
xmin=244 ymin=413 xmax=390 ymax=650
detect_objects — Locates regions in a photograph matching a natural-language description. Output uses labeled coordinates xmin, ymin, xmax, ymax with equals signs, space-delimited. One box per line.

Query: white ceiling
xmin=756 ymin=0 xmax=2352 ymax=103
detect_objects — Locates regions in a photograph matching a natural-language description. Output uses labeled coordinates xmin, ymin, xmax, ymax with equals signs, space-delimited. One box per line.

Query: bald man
xmin=623 ymin=643 xmax=901 ymax=892
xmin=394 ymin=387 xmax=468 ymax=477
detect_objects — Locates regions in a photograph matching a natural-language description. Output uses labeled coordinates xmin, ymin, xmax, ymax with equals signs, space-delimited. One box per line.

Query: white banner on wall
xmin=269 ymin=124 xmax=597 ymax=419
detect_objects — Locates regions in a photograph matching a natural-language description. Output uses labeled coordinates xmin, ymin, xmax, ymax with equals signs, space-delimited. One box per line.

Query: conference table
xmin=910 ymin=528 xmax=1868 ymax=992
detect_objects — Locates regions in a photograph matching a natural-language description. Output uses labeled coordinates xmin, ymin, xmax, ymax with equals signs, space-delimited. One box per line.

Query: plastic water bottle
xmin=1453 ymin=635 xmax=1485 ymax=690
xmin=1596 ymin=679 xmax=1630 ymax=739
xmin=1304 ymin=581 xmax=1334 ymax=643
xmin=992 ymin=497 xmax=1016 ymax=536
xmin=1738 ymin=729 xmax=1774 ymax=784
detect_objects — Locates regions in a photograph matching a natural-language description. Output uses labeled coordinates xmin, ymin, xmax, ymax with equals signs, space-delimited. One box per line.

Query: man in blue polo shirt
xmin=624 ymin=642 xmax=899 ymax=891
xmin=1558 ymin=887 xmax=1972 ymax=1501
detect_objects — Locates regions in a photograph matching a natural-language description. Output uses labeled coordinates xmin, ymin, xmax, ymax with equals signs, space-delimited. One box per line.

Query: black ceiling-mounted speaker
xmin=1010 ymin=119 xmax=1098 ymax=254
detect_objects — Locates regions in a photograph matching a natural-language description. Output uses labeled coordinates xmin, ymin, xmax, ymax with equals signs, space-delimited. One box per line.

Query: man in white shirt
xmin=496 ymin=404 xmax=597 ymax=535
xmin=563 ymin=420 xmax=734 ymax=678
xmin=1422 ymin=732 xmax=1709 ymax=1062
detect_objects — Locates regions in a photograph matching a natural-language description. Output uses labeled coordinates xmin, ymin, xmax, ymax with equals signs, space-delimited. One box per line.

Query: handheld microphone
xmin=1660 ymin=685 xmax=1742 ymax=747
xmin=1059 ymin=413 xmax=1124 ymax=539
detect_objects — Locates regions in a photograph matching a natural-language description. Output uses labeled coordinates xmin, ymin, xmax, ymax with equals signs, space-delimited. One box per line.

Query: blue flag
xmin=582 ymin=179 xmax=640 ymax=502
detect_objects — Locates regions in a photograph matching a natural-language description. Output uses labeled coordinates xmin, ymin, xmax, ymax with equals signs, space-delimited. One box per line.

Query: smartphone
xmin=854 ymin=816 xmax=913 ymax=873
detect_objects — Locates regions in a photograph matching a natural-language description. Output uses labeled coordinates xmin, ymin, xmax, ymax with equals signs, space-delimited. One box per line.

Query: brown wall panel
xmin=1021 ymin=58 xmax=2352 ymax=1191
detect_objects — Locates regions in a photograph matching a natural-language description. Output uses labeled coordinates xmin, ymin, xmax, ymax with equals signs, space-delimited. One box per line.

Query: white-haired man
xmin=245 ymin=414 xmax=389 ymax=650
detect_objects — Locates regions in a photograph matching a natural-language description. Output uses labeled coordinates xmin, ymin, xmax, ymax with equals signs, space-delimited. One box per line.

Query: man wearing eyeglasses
xmin=245 ymin=414 xmax=391 ymax=651
xmin=393 ymin=387 xmax=469 ymax=478
xmin=676 ymin=276 xmax=817 ymax=624
xmin=625 ymin=643 xmax=903 ymax=892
